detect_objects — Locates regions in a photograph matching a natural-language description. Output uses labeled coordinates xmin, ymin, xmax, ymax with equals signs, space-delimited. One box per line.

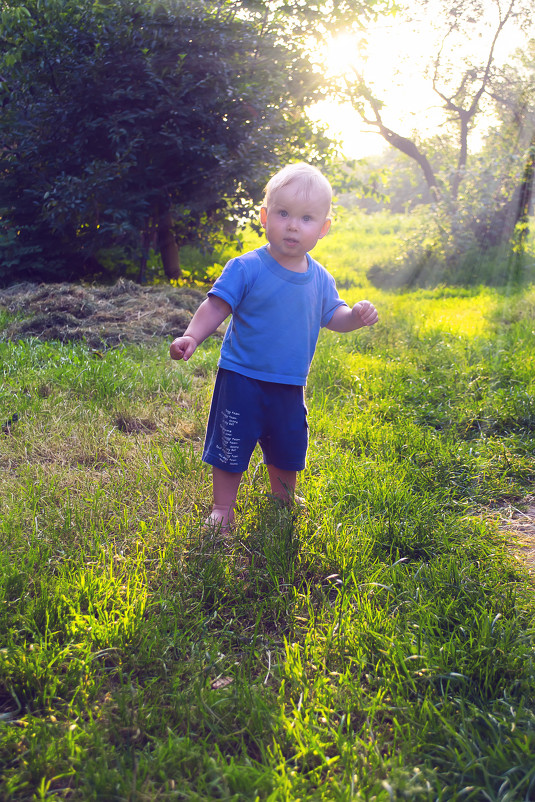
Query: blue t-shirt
xmin=208 ymin=245 xmax=346 ymax=386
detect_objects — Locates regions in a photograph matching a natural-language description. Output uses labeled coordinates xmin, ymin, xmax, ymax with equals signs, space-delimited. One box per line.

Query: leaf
xmin=211 ymin=676 xmax=233 ymax=689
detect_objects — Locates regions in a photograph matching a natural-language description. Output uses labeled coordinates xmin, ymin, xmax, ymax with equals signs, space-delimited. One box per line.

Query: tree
xmin=1 ymin=0 xmax=388 ymax=284
xmin=347 ymin=0 xmax=528 ymax=200
xmin=340 ymin=0 xmax=535 ymax=282
xmin=334 ymin=145 xmax=438 ymax=214
xmin=483 ymin=39 xmax=535 ymax=248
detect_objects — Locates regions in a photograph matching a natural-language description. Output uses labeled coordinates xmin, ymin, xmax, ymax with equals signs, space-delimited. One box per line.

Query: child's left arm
xmin=326 ymin=300 xmax=378 ymax=332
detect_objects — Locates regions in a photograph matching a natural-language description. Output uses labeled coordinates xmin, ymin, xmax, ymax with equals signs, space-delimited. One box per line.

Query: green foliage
xmin=338 ymin=148 xmax=535 ymax=289
xmin=0 ymin=0 xmax=335 ymax=284
xmin=333 ymin=149 xmax=435 ymax=215
xmin=365 ymin=204 xmax=535 ymax=290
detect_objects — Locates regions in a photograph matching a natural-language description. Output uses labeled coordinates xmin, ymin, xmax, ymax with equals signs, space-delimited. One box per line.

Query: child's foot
xmin=271 ymin=493 xmax=306 ymax=510
xmin=203 ymin=506 xmax=235 ymax=535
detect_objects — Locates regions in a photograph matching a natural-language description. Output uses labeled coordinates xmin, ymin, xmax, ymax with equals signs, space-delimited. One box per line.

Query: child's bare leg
xmin=209 ymin=466 xmax=242 ymax=528
xmin=266 ymin=464 xmax=297 ymax=505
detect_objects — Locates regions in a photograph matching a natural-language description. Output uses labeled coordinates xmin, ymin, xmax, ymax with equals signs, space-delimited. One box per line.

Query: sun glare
xmin=310 ymin=3 xmax=526 ymax=161
xmin=325 ymin=33 xmax=362 ymax=76
xmin=308 ymin=25 xmax=441 ymax=159
xmin=307 ymin=31 xmax=390 ymax=159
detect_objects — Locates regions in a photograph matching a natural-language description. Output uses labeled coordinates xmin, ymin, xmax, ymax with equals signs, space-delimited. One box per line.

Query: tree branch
xmin=353 ymin=81 xmax=440 ymax=199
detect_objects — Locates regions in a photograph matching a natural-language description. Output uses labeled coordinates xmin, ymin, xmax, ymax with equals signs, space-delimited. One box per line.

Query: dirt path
xmin=500 ymin=495 xmax=535 ymax=572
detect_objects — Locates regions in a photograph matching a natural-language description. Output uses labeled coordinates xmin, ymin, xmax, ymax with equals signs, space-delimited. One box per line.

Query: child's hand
xmin=353 ymin=300 xmax=378 ymax=327
xmin=170 ymin=334 xmax=198 ymax=361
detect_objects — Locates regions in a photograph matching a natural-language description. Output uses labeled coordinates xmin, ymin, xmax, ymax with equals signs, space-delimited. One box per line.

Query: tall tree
xmin=345 ymin=0 xmax=528 ymax=203
xmin=339 ymin=0 xmax=535 ymax=282
xmin=483 ymin=39 xmax=535 ymax=246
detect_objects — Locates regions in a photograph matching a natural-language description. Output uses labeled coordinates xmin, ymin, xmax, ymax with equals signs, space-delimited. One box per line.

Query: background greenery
xmin=2 ymin=0 xmax=534 ymax=289
xmin=1 ymin=214 xmax=534 ymax=800
xmin=0 ymin=0 xmax=384 ymax=284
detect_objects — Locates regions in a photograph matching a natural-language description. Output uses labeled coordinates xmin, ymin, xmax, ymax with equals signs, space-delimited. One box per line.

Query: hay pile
xmin=0 ymin=279 xmax=206 ymax=348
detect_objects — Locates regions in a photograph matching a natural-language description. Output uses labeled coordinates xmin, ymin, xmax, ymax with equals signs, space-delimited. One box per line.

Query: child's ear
xmin=319 ymin=218 xmax=331 ymax=239
xmin=260 ymin=206 xmax=267 ymax=228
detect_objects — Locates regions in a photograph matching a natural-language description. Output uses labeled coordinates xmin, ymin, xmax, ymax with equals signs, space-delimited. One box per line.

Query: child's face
xmin=260 ymin=183 xmax=331 ymax=270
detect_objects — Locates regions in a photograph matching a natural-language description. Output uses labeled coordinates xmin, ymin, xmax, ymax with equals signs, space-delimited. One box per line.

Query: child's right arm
xmin=170 ymin=295 xmax=231 ymax=361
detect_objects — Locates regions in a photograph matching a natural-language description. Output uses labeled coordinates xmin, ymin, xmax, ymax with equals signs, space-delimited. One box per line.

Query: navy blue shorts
xmin=202 ymin=368 xmax=308 ymax=474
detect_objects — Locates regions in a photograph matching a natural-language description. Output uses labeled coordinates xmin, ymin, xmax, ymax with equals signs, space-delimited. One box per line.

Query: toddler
xmin=170 ymin=163 xmax=378 ymax=531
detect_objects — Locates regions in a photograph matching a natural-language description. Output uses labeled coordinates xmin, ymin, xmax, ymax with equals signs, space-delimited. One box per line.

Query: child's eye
xmin=303 ymin=215 xmax=312 ymax=222
xmin=279 ymin=210 xmax=288 ymax=218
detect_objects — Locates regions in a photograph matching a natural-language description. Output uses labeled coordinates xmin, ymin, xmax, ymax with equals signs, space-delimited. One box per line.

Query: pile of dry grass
xmin=0 ymin=278 xmax=205 ymax=348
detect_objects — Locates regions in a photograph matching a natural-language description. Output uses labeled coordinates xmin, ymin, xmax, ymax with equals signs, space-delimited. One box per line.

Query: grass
xmin=1 ymin=212 xmax=535 ymax=800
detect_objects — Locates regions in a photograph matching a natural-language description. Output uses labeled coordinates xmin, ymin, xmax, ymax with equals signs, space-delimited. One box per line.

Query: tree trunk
xmin=380 ymin=126 xmax=440 ymax=201
xmin=138 ymin=223 xmax=153 ymax=284
xmin=514 ymin=141 xmax=535 ymax=250
xmin=451 ymin=114 xmax=470 ymax=203
xmin=157 ymin=209 xmax=181 ymax=280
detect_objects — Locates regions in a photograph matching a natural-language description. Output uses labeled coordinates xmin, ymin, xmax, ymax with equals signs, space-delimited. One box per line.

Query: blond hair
xmin=263 ymin=163 xmax=332 ymax=216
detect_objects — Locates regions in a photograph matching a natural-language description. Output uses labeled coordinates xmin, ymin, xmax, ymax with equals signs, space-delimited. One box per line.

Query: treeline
xmin=1 ymin=0 xmax=534 ymax=289
xmin=334 ymin=0 xmax=535 ymax=289
xmin=0 ymin=0 xmax=387 ymax=285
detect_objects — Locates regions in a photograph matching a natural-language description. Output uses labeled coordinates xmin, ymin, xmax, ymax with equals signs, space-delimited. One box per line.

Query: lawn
xmin=1 ymin=212 xmax=535 ymax=801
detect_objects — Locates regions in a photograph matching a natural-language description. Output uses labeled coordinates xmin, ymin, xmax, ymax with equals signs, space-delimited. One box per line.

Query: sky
xmin=308 ymin=0 xmax=531 ymax=160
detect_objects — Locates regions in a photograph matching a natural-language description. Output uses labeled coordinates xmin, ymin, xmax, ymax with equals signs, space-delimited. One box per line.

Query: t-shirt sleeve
xmin=207 ymin=257 xmax=247 ymax=312
xmin=320 ymin=270 xmax=348 ymax=327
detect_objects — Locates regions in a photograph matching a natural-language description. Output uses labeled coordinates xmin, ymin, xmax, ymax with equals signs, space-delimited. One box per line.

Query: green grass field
xmin=1 ymin=212 xmax=535 ymax=801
